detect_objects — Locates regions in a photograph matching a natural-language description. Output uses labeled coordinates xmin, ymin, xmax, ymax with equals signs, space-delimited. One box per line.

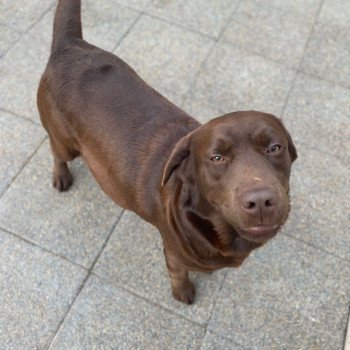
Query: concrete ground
xmin=0 ymin=0 xmax=349 ymax=349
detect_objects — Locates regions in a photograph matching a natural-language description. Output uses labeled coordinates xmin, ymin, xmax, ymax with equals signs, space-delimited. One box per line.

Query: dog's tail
xmin=51 ymin=0 xmax=82 ymax=52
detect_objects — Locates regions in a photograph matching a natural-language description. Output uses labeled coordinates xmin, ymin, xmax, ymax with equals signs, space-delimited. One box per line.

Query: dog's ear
xmin=274 ymin=117 xmax=298 ymax=162
xmin=162 ymin=134 xmax=192 ymax=185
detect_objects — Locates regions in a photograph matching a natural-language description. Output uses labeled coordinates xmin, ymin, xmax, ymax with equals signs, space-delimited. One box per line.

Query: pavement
xmin=0 ymin=0 xmax=349 ymax=349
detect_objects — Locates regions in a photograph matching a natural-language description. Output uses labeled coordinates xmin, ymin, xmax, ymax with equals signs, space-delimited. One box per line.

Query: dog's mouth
xmin=237 ymin=223 xmax=281 ymax=243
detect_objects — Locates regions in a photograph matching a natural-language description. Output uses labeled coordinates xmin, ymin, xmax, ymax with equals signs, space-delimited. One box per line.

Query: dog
xmin=37 ymin=0 xmax=297 ymax=304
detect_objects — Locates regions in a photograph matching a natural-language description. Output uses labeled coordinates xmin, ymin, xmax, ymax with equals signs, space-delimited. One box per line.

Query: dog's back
xmin=37 ymin=0 xmax=199 ymax=222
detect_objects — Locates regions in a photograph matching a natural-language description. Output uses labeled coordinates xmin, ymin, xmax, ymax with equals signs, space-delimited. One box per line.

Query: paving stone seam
xmin=283 ymin=232 xmax=350 ymax=264
xmin=0 ymin=1 xmax=56 ymax=61
xmin=180 ymin=0 xmax=243 ymax=108
xmin=47 ymin=209 xmax=126 ymax=349
xmin=89 ymin=271 xmax=208 ymax=331
xmin=111 ymin=0 xmax=156 ymax=13
xmin=217 ymin=0 xmax=244 ymax=41
xmin=0 ymin=135 xmax=47 ymax=199
xmin=296 ymin=69 xmax=350 ymax=94
xmin=141 ymin=12 xmax=217 ymax=41
xmin=200 ymin=330 xmax=245 ymax=350
xmin=0 ymin=226 xmax=88 ymax=271
xmin=180 ymin=40 xmax=217 ymax=107
xmin=111 ymin=10 xmax=143 ymax=53
xmin=0 ymin=106 xmax=41 ymax=126
xmin=278 ymin=0 xmax=325 ymax=117
xmin=198 ymin=268 xmax=230 ymax=349
xmin=294 ymin=138 xmax=350 ymax=167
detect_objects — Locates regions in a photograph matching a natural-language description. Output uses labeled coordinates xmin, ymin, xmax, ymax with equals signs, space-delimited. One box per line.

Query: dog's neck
xmin=173 ymin=176 xmax=262 ymax=260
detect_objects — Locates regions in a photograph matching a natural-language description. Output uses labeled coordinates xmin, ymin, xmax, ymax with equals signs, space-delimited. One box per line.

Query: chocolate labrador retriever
xmin=38 ymin=0 xmax=297 ymax=304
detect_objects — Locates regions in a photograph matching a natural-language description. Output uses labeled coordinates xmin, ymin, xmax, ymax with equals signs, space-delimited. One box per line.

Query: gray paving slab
xmin=93 ymin=211 xmax=226 ymax=325
xmin=147 ymin=0 xmax=240 ymax=38
xmin=0 ymin=111 xmax=46 ymax=196
xmin=115 ymin=14 xmax=215 ymax=106
xmin=0 ymin=0 xmax=54 ymax=32
xmin=113 ymin=0 xmax=154 ymax=12
xmin=81 ymin=0 xmax=140 ymax=52
xmin=0 ymin=140 xmax=122 ymax=268
xmin=0 ymin=229 xmax=87 ymax=350
xmin=284 ymin=147 xmax=350 ymax=262
xmin=0 ymin=24 xmax=22 ymax=58
xmin=208 ymin=234 xmax=350 ymax=349
xmin=253 ymin=0 xmax=322 ymax=22
xmin=283 ymin=73 xmax=350 ymax=163
xmin=222 ymin=0 xmax=318 ymax=68
xmin=200 ymin=332 xmax=247 ymax=350
xmin=183 ymin=41 xmax=296 ymax=123
xmin=0 ymin=8 xmax=54 ymax=123
xmin=50 ymin=274 xmax=205 ymax=349
xmin=301 ymin=0 xmax=350 ymax=88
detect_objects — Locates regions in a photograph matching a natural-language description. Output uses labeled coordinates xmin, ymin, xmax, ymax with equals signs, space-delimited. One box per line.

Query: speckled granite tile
xmin=0 ymin=229 xmax=87 ymax=349
xmin=283 ymin=73 xmax=350 ymax=163
xmin=0 ymin=111 xmax=46 ymax=196
xmin=115 ymin=15 xmax=215 ymax=105
xmin=184 ymin=41 xmax=296 ymax=123
xmin=147 ymin=0 xmax=240 ymax=38
xmin=50 ymin=275 xmax=205 ymax=349
xmin=208 ymin=235 xmax=350 ymax=349
xmin=223 ymin=0 xmax=316 ymax=68
xmin=0 ymin=141 xmax=122 ymax=268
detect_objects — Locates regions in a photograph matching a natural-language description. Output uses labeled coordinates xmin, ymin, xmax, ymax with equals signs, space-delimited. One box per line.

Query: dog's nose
xmin=240 ymin=187 xmax=276 ymax=217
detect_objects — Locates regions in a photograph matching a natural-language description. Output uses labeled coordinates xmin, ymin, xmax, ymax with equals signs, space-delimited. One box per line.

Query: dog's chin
xmin=236 ymin=225 xmax=280 ymax=243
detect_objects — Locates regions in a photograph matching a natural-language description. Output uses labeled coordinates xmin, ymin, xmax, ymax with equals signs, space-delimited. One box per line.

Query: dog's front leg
xmin=164 ymin=250 xmax=195 ymax=304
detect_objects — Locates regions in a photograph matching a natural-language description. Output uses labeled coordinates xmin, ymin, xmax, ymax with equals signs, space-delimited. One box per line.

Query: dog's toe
xmin=53 ymin=172 xmax=73 ymax=192
xmin=172 ymin=282 xmax=196 ymax=305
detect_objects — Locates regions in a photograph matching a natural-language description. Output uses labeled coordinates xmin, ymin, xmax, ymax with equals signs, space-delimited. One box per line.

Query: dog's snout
xmin=240 ymin=187 xmax=276 ymax=217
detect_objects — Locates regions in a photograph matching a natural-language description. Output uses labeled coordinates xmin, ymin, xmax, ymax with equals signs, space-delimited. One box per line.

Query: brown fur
xmin=38 ymin=0 xmax=297 ymax=304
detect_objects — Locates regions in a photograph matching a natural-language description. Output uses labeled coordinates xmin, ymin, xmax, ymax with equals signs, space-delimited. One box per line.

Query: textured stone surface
xmin=0 ymin=9 xmax=54 ymax=123
xmin=285 ymin=147 xmax=350 ymax=261
xmin=0 ymin=24 xmax=22 ymax=58
xmin=200 ymin=332 xmax=247 ymax=350
xmin=252 ymin=0 xmax=322 ymax=22
xmin=301 ymin=0 xmax=350 ymax=88
xmin=93 ymin=211 xmax=226 ymax=325
xmin=283 ymin=73 xmax=350 ymax=163
xmin=183 ymin=42 xmax=296 ymax=123
xmin=147 ymin=0 xmax=240 ymax=38
xmin=222 ymin=0 xmax=317 ymax=68
xmin=0 ymin=0 xmax=54 ymax=32
xmin=208 ymin=235 xmax=350 ymax=349
xmin=0 ymin=141 xmax=122 ymax=268
xmin=82 ymin=0 xmax=140 ymax=51
xmin=115 ymin=15 xmax=215 ymax=105
xmin=50 ymin=275 xmax=205 ymax=349
xmin=0 ymin=111 xmax=46 ymax=196
xmin=113 ymin=0 xmax=154 ymax=11
xmin=0 ymin=229 xmax=87 ymax=349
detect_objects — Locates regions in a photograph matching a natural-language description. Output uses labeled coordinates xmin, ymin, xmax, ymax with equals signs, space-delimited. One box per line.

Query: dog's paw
xmin=52 ymin=172 xmax=73 ymax=192
xmin=172 ymin=281 xmax=196 ymax=305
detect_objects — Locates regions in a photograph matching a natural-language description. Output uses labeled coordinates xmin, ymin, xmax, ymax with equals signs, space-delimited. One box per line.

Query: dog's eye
xmin=210 ymin=155 xmax=224 ymax=162
xmin=267 ymin=144 xmax=281 ymax=154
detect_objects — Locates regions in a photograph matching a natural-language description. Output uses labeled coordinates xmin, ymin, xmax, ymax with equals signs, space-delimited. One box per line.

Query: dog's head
xmin=162 ymin=111 xmax=297 ymax=244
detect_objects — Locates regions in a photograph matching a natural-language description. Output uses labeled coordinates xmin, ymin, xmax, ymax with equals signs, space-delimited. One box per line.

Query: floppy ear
xmin=162 ymin=134 xmax=192 ymax=185
xmin=275 ymin=117 xmax=298 ymax=162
